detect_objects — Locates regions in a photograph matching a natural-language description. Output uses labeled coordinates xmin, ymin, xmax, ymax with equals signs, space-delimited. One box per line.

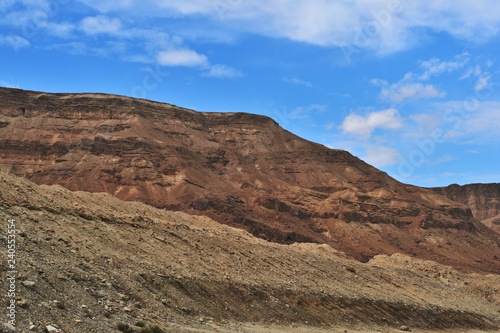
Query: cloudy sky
xmin=1 ymin=0 xmax=499 ymax=186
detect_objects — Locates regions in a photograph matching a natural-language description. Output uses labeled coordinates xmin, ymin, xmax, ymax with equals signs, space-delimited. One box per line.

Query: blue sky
xmin=1 ymin=0 xmax=499 ymax=187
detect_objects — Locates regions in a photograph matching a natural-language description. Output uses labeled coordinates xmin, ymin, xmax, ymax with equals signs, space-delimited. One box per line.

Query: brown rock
xmin=430 ymin=183 xmax=500 ymax=233
xmin=17 ymin=299 xmax=28 ymax=308
xmin=22 ymin=281 xmax=35 ymax=287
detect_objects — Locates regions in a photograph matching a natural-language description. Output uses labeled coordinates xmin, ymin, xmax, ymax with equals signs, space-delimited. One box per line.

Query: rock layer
xmin=0 ymin=87 xmax=499 ymax=273
xmin=431 ymin=183 xmax=500 ymax=234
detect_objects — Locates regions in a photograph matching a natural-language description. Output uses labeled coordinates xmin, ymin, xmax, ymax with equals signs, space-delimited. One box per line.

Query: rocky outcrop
xmin=431 ymin=183 xmax=500 ymax=234
xmin=0 ymin=87 xmax=499 ymax=273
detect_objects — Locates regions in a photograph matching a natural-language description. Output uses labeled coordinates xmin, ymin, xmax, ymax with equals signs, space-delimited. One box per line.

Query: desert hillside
xmin=431 ymin=183 xmax=500 ymax=234
xmin=0 ymin=87 xmax=499 ymax=274
xmin=0 ymin=172 xmax=499 ymax=332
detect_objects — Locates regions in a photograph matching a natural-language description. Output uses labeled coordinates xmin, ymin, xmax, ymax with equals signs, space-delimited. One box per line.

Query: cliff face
xmin=431 ymin=183 xmax=500 ymax=234
xmin=1 ymin=87 xmax=499 ymax=273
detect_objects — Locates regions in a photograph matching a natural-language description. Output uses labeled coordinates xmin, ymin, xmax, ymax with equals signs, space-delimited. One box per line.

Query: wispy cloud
xmin=437 ymin=155 xmax=454 ymax=164
xmin=458 ymin=63 xmax=493 ymax=91
xmin=463 ymin=102 xmax=500 ymax=137
xmin=0 ymin=34 xmax=30 ymax=50
xmin=76 ymin=0 xmax=500 ymax=54
xmin=80 ymin=15 xmax=122 ymax=35
xmin=45 ymin=22 xmax=76 ymax=38
xmin=0 ymin=80 xmax=19 ymax=88
xmin=290 ymin=104 xmax=326 ymax=120
xmin=284 ymin=77 xmax=313 ymax=88
xmin=363 ymin=144 xmax=400 ymax=167
xmin=48 ymin=41 xmax=127 ymax=57
xmin=203 ymin=64 xmax=242 ymax=78
xmin=418 ymin=53 xmax=470 ymax=80
xmin=474 ymin=74 xmax=491 ymax=91
xmin=372 ymin=54 xmax=477 ymax=103
xmin=340 ymin=108 xmax=403 ymax=139
xmin=406 ymin=100 xmax=500 ymax=145
xmin=459 ymin=65 xmax=482 ymax=80
xmin=157 ymin=49 xmax=208 ymax=67
xmin=381 ymin=83 xmax=445 ymax=103
xmin=0 ymin=4 xmax=243 ymax=77
xmin=3 ymin=0 xmax=500 ymax=70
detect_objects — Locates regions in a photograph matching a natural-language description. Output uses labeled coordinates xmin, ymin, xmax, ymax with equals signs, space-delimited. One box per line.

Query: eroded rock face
xmin=1 ymin=87 xmax=499 ymax=273
xmin=431 ymin=183 xmax=500 ymax=234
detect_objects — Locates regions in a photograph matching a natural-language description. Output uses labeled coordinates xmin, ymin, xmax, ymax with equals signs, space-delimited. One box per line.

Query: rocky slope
xmin=431 ymin=183 xmax=500 ymax=234
xmin=0 ymin=87 xmax=499 ymax=274
xmin=0 ymin=172 xmax=499 ymax=332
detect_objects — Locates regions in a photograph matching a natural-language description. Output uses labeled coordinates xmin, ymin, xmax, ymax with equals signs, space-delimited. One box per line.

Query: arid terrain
xmin=0 ymin=87 xmax=499 ymax=274
xmin=0 ymin=172 xmax=499 ymax=332
xmin=431 ymin=184 xmax=500 ymax=234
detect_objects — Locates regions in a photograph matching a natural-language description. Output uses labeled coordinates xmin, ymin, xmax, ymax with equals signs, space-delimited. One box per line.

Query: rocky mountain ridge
xmin=431 ymin=183 xmax=500 ymax=234
xmin=0 ymin=87 xmax=499 ymax=273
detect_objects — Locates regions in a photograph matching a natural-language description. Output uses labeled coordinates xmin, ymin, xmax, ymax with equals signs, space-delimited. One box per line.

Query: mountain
xmin=431 ymin=183 xmax=500 ymax=234
xmin=0 ymin=171 xmax=499 ymax=332
xmin=0 ymin=87 xmax=499 ymax=274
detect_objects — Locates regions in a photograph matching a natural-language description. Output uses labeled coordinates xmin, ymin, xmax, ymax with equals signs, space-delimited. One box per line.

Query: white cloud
xmin=474 ymin=74 xmax=491 ymax=91
xmin=372 ymin=54 xmax=474 ymax=103
xmin=418 ymin=53 xmax=470 ymax=80
xmin=76 ymin=0 xmax=136 ymax=13
xmin=157 ymin=49 xmax=208 ymax=67
xmin=459 ymin=65 xmax=482 ymax=80
xmin=6 ymin=5 xmax=233 ymax=76
xmin=77 ymin=0 xmax=500 ymax=54
xmin=406 ymin=101 xmax=500 ymax=145
xmin=284 ymin=77 xmax=313 ymax=88
xmin=204 ymin=64 xmax=242 ymax=78
xmin=0 ymin=0 xmax=16 ymax=11
xmin=80 ymin=15 xmax=122 ymax=35
xmin=289 ymin=104 xmax=326 ymax=120
xmin=48 ymin=41 xmax=88 ymax=55
xmin=381 ymin=83 xmax=445 ymax=103
xmin=0 ymin=80 xmax=19 ymax=88
xmin=373 ymin=55 xmax=495 ymax=110
xmin=46 ymin=22 xmax=76 ymax=38
xmin=369 ymin=78 xmax=388 ymax=87
xmin=459 ymin=64 xmax=492 ymax=91
xmin=48 ymin=40 xmax=128 ymax=57
xmin=464 ymin=102 xmax=500 ymax=136
xmin=363 ymin=145 xmax=400 ymax=167
xmin=437 ymin=155 xmax=454 ymax=163
xmin=410 ymin=113 xmax=440 ymax=128
xmin=341 ymin=108 xmax=403 ymax=139
xmin=0 ymin=34 xmax=30 ymax=50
